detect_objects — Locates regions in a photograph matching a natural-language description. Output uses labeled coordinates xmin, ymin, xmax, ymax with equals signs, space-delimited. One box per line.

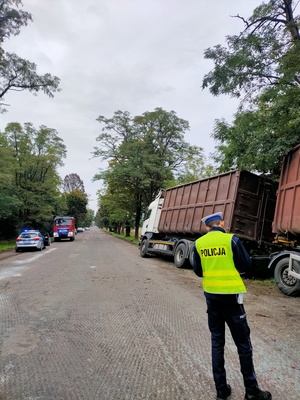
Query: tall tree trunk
xmin=134 ymin=202 xmax=142 ymax=240
xmin=283 ymin=0 xmax=300 ymax=41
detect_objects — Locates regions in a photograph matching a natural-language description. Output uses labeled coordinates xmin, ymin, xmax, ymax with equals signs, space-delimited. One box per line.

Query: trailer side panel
xmin=273 ymin=144 xmax=300 ymax=235
xmin=158 ymin=170 xmax=276 ymax=243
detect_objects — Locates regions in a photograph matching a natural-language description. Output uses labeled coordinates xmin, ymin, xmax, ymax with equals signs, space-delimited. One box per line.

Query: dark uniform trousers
xmin=206 ymin=298 xmax=259 ymax=393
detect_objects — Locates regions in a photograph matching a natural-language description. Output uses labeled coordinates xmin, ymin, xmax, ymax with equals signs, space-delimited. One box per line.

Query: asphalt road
xmin=0 ymin=227 xmax=299 ymax=400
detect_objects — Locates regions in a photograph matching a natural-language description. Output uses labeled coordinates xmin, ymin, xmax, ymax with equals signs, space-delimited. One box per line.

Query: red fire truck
xmin=53 ymin=216 xmax=76 ymax=242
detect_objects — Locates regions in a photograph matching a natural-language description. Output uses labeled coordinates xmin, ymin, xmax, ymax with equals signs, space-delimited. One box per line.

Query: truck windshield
xmin=55 ymin=218 xmax=72 ymax=226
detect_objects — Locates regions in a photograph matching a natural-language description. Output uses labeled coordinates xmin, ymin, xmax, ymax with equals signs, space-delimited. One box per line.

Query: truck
xmin=139 ymin=145 xmax=300 ymax=296
xmin=53 ymin=216 xmax=76 ymax=242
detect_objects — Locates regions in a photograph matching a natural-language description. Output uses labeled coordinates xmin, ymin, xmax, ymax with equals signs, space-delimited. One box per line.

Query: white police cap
xmin=201 ymin=212 xmax=223 ymax=225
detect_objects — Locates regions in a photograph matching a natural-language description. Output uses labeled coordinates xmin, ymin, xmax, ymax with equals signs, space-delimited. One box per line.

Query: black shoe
xmin=216 ymin=384 xmax=231 ymax=400
xmin=245 ymin=389 xmax=272 ymax=400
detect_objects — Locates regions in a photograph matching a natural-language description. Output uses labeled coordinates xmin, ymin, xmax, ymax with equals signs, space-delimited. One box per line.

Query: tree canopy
xmin=0 ymin=0 xmax=32 ymax=46
xmin=0 ymin=122 xmax=67 ymax=237
xmin=62 ymin=173 xmax=88 ymax=227
xmin=202 ymin=0 xmax=300 ymax=176
xmin=64 ymin=173 xmax=86 ymax=194
xmin=0 ymin=0 xmax=60 ymax=112
xmin=63 ymin=189 xmax=88 ymax=228
xmin=93 ymin=108 xmax=214 ymax=238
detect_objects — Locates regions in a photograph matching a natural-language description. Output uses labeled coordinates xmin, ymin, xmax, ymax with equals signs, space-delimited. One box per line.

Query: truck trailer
xmin=139 ymin=145 xmax=300 ymax=296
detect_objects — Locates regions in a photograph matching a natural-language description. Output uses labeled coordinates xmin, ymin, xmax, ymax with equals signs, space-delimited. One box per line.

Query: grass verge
xmin=0 ymin=240 xmax=15 ymax=252
xmin=103 ymin=229 xmax=139 ymax=245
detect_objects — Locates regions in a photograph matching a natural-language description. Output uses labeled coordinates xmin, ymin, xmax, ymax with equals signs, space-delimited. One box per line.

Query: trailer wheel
xmin=174 ymin=243 xmax=189 ymax=268
xmin=140 ymin=239 xmax=149 ymax=258
xmin=274 ymin=258 xmax=300 ymax=296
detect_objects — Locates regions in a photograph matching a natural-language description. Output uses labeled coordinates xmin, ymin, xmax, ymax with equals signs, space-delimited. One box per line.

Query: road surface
xmin=0 ymin=227 xmax=299 ymax=399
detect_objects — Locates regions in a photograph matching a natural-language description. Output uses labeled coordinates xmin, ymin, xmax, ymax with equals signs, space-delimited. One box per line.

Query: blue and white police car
xmin=15 ymin=230 xmax=46 ymax=252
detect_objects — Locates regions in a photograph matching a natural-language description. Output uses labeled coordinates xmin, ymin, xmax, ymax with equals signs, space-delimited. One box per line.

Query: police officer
xmin=193 ymin=212 xmax=272 ymax=400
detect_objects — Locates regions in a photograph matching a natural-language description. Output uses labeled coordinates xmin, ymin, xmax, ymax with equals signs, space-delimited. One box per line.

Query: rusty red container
xmin=273 ymin=144 xmax=300 ymax=235
xmin=158 ymin=170 xmax=276 ymax=243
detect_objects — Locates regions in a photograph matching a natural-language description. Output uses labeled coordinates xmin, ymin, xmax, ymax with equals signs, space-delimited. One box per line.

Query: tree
xmin=202 ymin=0 xmax=300 ymax=174
xmin=0 ymin=133 xmax=20 ymax=237
xmin=0 ymin=133 xmax=19 ymax=216
xmin=0 ymin=1 xmax=60 ymax=112
xmin=95 ymin=194 xmax=110 ymax=229
xmin=82 ymin=208 xmax=94 ymax=227
xmin=63 ymin=173 xmax=88 ymax=226
xmin=203 ymin=0 xmax=300 ymax=101
xmin=64 ymin=189 xmax=88 ymax=227
xmin=0 ymin=0 xmax=32 ymax=47
xmin=0 ymin=122 xmax=66 ymax=236
xmin=63 ymin=173 xmax=86 ymax=194
xmin=212 ymin=87 xmax=300 ymax=177
xmin=96 ymin=189 xmax=132 ymax=233
xmin=93 ymin=108 xmax=206 ymax=239
xmin=168 ymin=146 xmax=217 ymax=186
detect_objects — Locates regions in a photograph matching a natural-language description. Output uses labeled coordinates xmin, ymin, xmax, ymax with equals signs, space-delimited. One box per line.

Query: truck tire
xmin=174 ymin=243 xmax=189 ymax=268
xmin=140 ymin=239 xmax=149 ymax=258
xmin=274 ymin=258 xmax=300 ymax=296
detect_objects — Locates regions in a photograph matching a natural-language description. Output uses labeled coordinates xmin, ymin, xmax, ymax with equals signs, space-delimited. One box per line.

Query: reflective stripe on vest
xmin=195 ymin=231 xmax=246 ymax=294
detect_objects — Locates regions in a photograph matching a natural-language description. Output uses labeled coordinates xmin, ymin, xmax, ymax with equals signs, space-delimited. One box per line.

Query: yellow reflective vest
xmin=195 ymin=231 xmax=246 ymax=294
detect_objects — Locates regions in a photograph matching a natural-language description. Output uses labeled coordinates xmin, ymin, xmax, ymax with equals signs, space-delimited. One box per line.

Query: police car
xmin=15 ymin=230 xmax=46 ymax=252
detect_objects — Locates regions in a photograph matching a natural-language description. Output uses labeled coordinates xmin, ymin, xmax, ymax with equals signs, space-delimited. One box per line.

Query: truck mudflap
xmin=268 ymin=251 xmax=300 ymax=296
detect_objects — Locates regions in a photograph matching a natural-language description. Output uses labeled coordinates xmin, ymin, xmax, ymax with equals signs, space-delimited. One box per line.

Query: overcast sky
xmin=1 ymin=0 xmax=263 ymax=212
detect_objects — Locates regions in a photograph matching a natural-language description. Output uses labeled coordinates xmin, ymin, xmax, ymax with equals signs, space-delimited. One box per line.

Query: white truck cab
xmin=141 ymin=190 xmax=165 ymax=236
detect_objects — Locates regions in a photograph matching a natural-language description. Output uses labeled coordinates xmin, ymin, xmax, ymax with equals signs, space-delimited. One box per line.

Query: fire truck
xmin=53 ymin=216 xmax=76 ymax=242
